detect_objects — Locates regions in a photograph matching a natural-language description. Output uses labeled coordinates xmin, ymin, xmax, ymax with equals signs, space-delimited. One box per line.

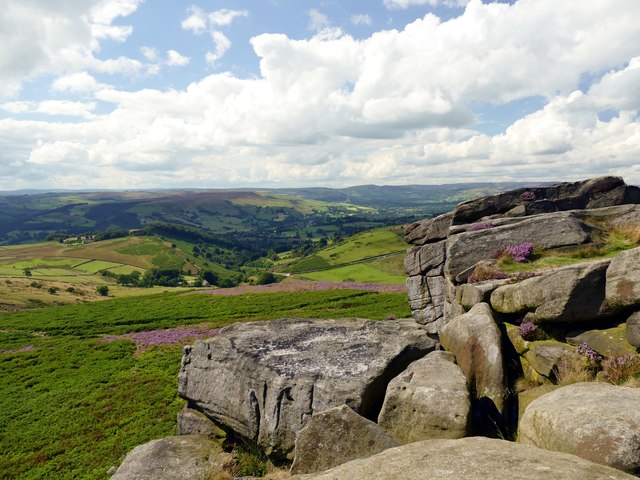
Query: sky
xmin=1 ymin=0 xmax=640 ymax=191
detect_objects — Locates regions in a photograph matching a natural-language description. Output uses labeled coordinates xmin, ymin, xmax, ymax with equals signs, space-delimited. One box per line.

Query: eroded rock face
xmin=178 ymin=318 xmax=437 ymax=460
xmin=294 ymin=436 xmax=637 ymax=480
xmin=404 ymin=212 xmax=453 ymax=245
xmin=519 ymin=383 xmax=640 ymax=475
xmin=446 ymin=212 xmax=592 ymax=282
xmin=606 ymin=246 xmax=640 ymax=309
xmin=523 ymin=342 xmax=579 ymax=378
xmin=176 ymin=406 xmax=224 ymax=438
xmin=377 ymin=351 xmax=470 ymax=443
xmin=406 ymin=274 xmax=445 ymax=331
xmin=451 ymin=176 xmax=628 ymax=225
xmin=290 ymin=405 xmax=398 ymax=475
xmin=110 ymin=435 xmax=231 ymax=480
xmin=440 ymin=303 xmax=506 ymax=414
xmin=490 ymin=260 xmax=610 ymax=323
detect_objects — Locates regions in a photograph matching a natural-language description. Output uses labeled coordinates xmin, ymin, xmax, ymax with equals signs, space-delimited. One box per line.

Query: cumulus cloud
xmin=166 ymin=50 xmax=190 ymax=67
xmin=205 ymin=32 xmax=231 ymax=66
xmin=182 ymin=6 xmax=248 ymax=65
xmin=351 ymin=14 xmax=372 ymax=26
xmin=52 ymin=72 xmax=109 ymax=93
xmin=384 ymin=0 xmax=470 ymax=9
xmin=208 ymin=9 xmax=249 ymax=26
xmin=0 ymin=0 xmax=144 ymax=96
xmin=308 ymin=9 xmax=330 ymax=32
xmin=2 ymin=0 xmax=640 ymax=189
xmin=181 ymin=5 xmax=207 ymax=34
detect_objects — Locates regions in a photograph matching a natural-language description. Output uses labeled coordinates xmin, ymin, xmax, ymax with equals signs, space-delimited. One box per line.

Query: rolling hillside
xmin=282 ymin=226 xmax=408 ymax=284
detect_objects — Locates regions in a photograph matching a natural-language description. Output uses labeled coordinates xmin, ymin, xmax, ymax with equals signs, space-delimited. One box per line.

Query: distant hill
xmin=0 ymin=183 xmax=538 ymax=247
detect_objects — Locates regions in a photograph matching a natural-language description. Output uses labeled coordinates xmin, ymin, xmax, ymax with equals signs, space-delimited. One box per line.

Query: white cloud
xmin=351 ymin=14 xmax=372 ymax=26
xmin=0 ymin=0 xmax=144 ymax=96
xmin=206 ymin=32 xmax=231 ymax=66
xmin=308 ymin=9 xmax=330 ymax=32
xmin=384 ymin=0 xmax=470 ymax=9
xmin=208 ymin=9 xmax=249 ymax=26
xmin=36 ymin=100 xmax=96 ymax=118
xmin=1 ymin=101 xmax=33 ymax=114
xmin=52 ymin=72 xmax=109 ymax=93
xmin=140 ymin=46 xmax=158 ymax=61
xmin=181 ymin=5 xmax=207 ymax=34
xmin=166 ymin=50 xmax=190 ymax=67
xmin=2 ymin=1 xmax=640 ymax=189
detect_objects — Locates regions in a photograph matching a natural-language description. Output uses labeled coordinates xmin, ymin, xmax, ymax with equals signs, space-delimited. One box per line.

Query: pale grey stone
xmin=290 ymin=405 xmax=398 ymax=475
xmin=178 ymin=318 xmax=436 ymax=460
xmin=519 ymin=382 xmax=640 ymax=475
xmin=606 ymin=246 xmax=640 ymax=309
xmin=294 ymin=437 xmax=636 ymax=480
xmin=378 ymin=351 xmax=470 ymax=443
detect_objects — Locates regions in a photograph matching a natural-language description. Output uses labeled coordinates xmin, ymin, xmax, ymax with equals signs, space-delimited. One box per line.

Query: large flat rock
xmin=178 ymin=318 xmax=437 ymax=460
xmin=110 ymin=435 xmax=230 ymax=480
xmin=490 ymin=260 xmax=610 ymax=323
xmin=519 ymin=382 xmax=640 ymax=475
xmin=295 ymin=436 xmax=636 ymax=480
xmin=446 ymin=212 xmax=592 ymax=282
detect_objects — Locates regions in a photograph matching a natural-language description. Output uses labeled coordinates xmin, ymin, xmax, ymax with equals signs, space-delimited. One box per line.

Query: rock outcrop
xmin=519 ymin=383 xmax=640 ymax=475
xmin=490 ymin=260 xmax=611 ymax=323
xmin=290 ymin=405 xmax=398 ymax=475
xmin=440 ymin=303 xmax=506 ymax=416
xmin=377 ymin=351 xmax=470 ymax=442
xmin=111 ymin=435 xmax=232 ymax=480
xmin=116 ymin=177 xmax=640 ymax=480
xmin=178 ymin=317 xmax=436 ymax=460
xmin=295 ymin=436 xmax=637 ymax=480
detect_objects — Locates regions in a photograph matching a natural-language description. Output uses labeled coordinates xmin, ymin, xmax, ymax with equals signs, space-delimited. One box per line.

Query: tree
xmin=254 ymin=272 xmax=278 ymax=285
xmin=96 ymin=285 xmax=109 ymax=296
xmin=201 ymin=270 xmax=219 ymax=286
xmin=23 ymin=268 xmax=32 ymax=278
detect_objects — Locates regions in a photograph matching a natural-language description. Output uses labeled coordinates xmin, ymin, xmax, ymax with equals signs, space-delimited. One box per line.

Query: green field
xmin=298 ymin=260 xmax=406 ymax=284
xmin=0 ymin=289 xmax=410 ymax=479
xmin=316 ymin=227 xmax=407 ymax=266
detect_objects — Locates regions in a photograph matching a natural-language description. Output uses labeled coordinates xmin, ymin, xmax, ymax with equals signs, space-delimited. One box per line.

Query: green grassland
xmin=0 ymin=289 xmax=410 ymax=479
xmin=298 ymin=259 xmax=406 ymax=284
xmin=283 ymin=227 xmax=408 ymax=283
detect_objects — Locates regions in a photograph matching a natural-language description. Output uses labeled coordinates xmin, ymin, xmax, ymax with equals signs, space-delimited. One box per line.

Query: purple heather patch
xmin=0 ymin=345 xmax=37 ymax=354
xmin=103 ymin=325 xmax=220 ymax=351
xmin=518 ymin=320 xmax=537 ymax=341
xmin=505 ymin=243 xmax=534 ymax=262
xmin=520 ymin=191 xmax=536 ymax=201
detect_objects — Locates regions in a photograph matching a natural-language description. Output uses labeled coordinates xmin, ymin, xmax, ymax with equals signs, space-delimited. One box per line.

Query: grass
xmin=298 ymin=262 xmax=406 ymax=284
xmin=498 ymin=224 xmax=640 ymax=274
xmin=0 ymin=289 xmax=410 ymax=479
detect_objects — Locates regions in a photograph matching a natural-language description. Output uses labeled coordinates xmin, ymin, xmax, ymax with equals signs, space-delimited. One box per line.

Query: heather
xmin=0 ymin=288 xmax=410 ymax=479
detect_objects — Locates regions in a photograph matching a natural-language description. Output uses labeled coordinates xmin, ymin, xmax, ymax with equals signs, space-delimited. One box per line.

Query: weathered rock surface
xmin=456 ymin=279 xmax=510 ymax=310
xmin=490 ymin=260 xmax=610 ymax=323
xmin=606 ymin=246 xmax=640 ymax=309
xmin=627 ymin=311 xmax=640 ymax=348
xmin=404 ymin=212 xmax=453 ymax=245
xmin=110 ymin=435 xmax=231 ymax=480
xmin=523 ymin=341 xmax=578 ymax=378
xmin=566 ymin=323 xmax=637 ymax=357
xmin=440 ymin=303 xmax=506 ymax=413
xmin=378 ymin=351 xmax=470 ymax=443
xmin=446 ymin=212 xmax=592 ymax=282
xmin=290 ymin=405 xmax=398 ymax=475
xmin=295 ymin=436 xmax=637 ymax=480
xmin=177 ymin=406 xmax=227 ymax=439
xmin=178 ymin=318 xmax=437 ymax=460
xmin=574 ymin=203 xmax=640 ymax=228
xmin=519 ymin=382 xmax=640 ymax=474
xmin=451 ymin=176 xmax=628 ymax=225
xmin=404 ymin=240 xmax=446 ymax=277
xmin=406 ymin=274 xmax=445 ymax=330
